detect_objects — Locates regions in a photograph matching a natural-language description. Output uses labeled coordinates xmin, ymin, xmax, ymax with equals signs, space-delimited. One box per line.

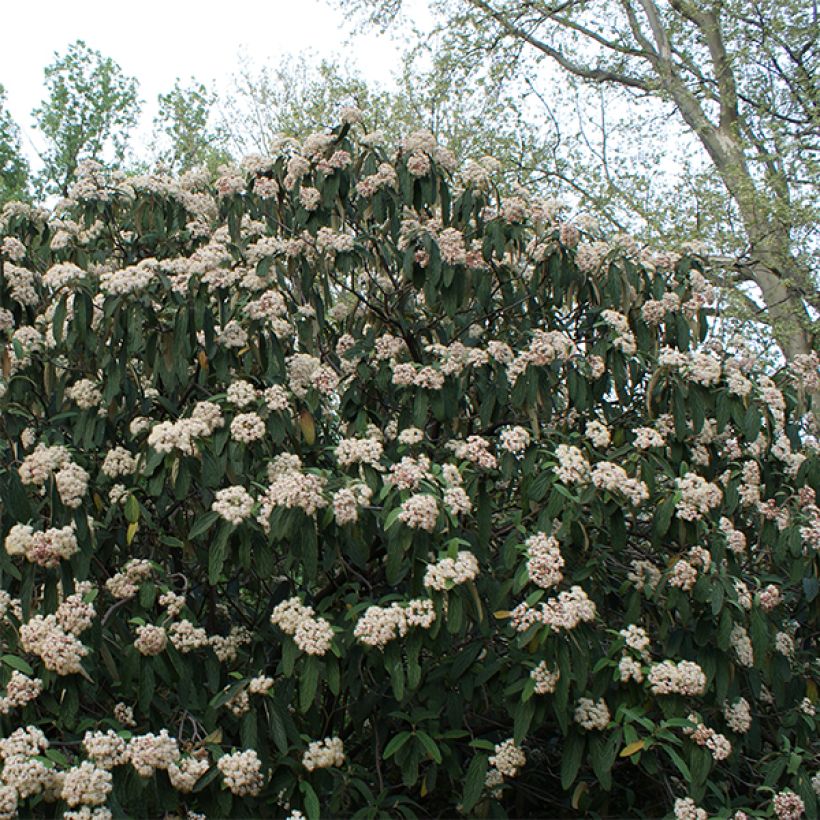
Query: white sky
xmin=1 ymin=0 xmax=418 ymax=165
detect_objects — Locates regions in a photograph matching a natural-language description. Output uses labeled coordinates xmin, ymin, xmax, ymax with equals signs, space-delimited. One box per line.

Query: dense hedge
xmin=0 ymin=115 xmax=818 ymax=819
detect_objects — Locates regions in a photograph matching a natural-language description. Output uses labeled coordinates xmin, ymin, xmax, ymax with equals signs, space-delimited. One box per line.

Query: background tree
xmin=335 ymin=0 xmax=819 ymax=369
xmin=152 ymin=78 xmax=231 ymax=174
xmin=0 ymin=84 xmax=29 ymax=203
xmin=32 ymin=40 xmax=141 ymax=197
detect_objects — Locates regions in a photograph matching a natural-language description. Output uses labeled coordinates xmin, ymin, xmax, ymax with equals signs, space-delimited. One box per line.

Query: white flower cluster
xmin=633 ymin=426 xmax=665 ymax=449
xmin=147 ymin=403 xmax=224 ymax=457
xmin=600 ymin=309 xmax=636 ymax=355
xmin=684 ymin=715 xmax=732 ymax=760
xmin=99 ymin=259 xmax=156 ymax=295
xmin=83 ymin=731 xmax=128 ymax=769
xmin=216 ymin=749 xmax=264 ymax=797
xmin=554 ymin=444 xmax=590 ymax=485
xmin=488 ymin=738 xmax=526 ymax=778
xmin=498 ymin=425 xmax=531 ymax=455
xmin=270 ymin=597 xmax=333 ymax=656
xmin=127 ymin=730 xmax=180 ymax=778
xmin=106 ymin=559 xmax=154 ymax=599
xmin=723 ymin=698 xmax=752 ymax=734
xmin=507 ymin=329 xmax=574 ymax=384
xmin=448 ymin=435 xmax=498 ymax=470
xmin=54 ymin=462 xmax=90 ymax=508
xmin=758 ymin=583 xmax=782 ymax=611
xmin=673 ymin=797 xmax=708 ymax=820
xmin=530 ymin=661 xmax=560 ymax=695
xmin=168 ymin=619 xmax=210 ymax=653
xmin=230 ymin=411 xmax=265 ymax=444
xmin=332 ymin=483 xmax=373 ymax=525
xmin=423 ymin=550 xmax=479 ymax=591
xmin=100 ymin=446 xmax=137 ymax=478
xmin=640 ymin=292 xmax=680 ymax=324
xmin=302 ymin=737 xmax=345 ymax=771
xmin=525 ymin=532 xmax=564 ymax=589
xmin=212 ymin=485 xmax=255 ymax=525
xmin=675 ymin=474 xmax=722 ymax=520
xmin=620 ymin=624 xmax=651 ymax=658
xmin=0 ymin=671 xmax=43 ymax=715
xmin=585 ymin=419 xmax=611 ymax=449
xmin=168 ymin=755 xmax=210 ymax=793
xmin=510 ymin=586 xmax=597 ymax=633
xmin=353 ymin=599 xmax=436 ymax=650
xmin=719 ymin=517 xmax=747 ymax=555
xmin=336 ymin=436 xmax=384 ymax=469
xmin=387 ymin=455 xmax=433 ymax=490
xmin=647 ymin=660 xmax=706 ymax=696
xmin=591 ymin=461 xmax=649 ymax=506
xmin=61 ymin=762 xmax=113 ymax=807
xmin=134 ymin=624 xmax=167 ymax=656
xmin=66 ymin=379 xmax=103 ymax=410
xmin=19 ymin=613 xmax=89 ymax=675
xmin=772 ymin=791 xmax=805 ymax=820
xmin=398 ymin=493 xmax=439 ymax=532
xmin=18 ymin=443 xmax=70 ymax=486
xmin=730 ymin=624 xmax=754 ymax=667
xmin=4 ymin=523 xmax=78 ymax=567
xmin=256 ymin=456 xmax=328 ymax=526
xmin=574 ymin=697 xmax=610 ymax=730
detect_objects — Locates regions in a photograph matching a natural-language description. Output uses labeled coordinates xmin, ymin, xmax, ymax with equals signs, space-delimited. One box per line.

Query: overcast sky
xmin=1 ymin=0 xmax=419 ymax=164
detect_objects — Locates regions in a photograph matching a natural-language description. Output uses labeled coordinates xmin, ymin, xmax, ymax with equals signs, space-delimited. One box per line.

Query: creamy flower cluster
xmin=423 ymin=550 xmax=479 ymax=591
xmin=525 ymin=532 xmax=564 ymax=589
xmin=574 ymin=697 xmax=610 ymax=730
xmin=4 ymin=523 xmax=78 ymax=567
xmin=256 ymin=455 xmax=328 ymax=527
xmin=488 ymin=738 xmax=526 ymax=778
xmin=270 ymin=597 xmax=333 ymax=656
xmin=106 ymin=559 xmax=154 ymax=599
xmin=675 ymin=474 xmax=722 ymax=520
xmin=302 ymin=737 xmax=345 ymax=771
xmin=216 ymin=749 xmax=264 ymax=797
xmin=332 ymin=483 xmax=373 ymax=525
xmin=647 ymin=660 xmax=706 ymax=696
xmin=0 ymin=671 xmax=43 ymax=715
xmin=510 ymin=586 xmax=597 ymax=633
xmin=591 ymin=461 xmax=649 ymax=506
xmin=353 ymin=599 xmax=436 ymax=649
xmin=530 ymin=661 xmax=560 ymax=695
xmin=212 ymin=485 xmax=255 ymax=525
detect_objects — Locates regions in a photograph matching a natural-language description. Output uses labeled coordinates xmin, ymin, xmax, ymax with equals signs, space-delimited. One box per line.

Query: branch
xmin=465 ymin=0 xmax=653 ymax=90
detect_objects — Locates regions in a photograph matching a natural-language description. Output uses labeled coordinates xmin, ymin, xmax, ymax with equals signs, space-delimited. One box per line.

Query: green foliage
xmin=153 ymin=78 xmax=231 ymax=175
xmin=0 ymin=84 xmax=29 ymax=204
xmin=0 ymin=120 xmax=817 ymax=818
xmin=32 ymin=40 xmax=141 ymax=196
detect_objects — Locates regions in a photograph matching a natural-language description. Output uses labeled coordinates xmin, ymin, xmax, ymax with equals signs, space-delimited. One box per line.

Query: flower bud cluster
xmin=487 ymin=738 xmax=526 ymax=780
xmin=302 ymin=737 xmax=345 ymax=771
xmin=530 ymin=661 xmax=560 ymax=694
xmin=270 ymin=597 xmax=333 ymax=656
xmin=647 ymin=660 xmax=706 ymax=696
xmin=212 ymin=485 xmax=255 ymax=525
xmin=4 ymin=523 xmax=78 ymax=567
xmin=106 ymin=559 xmax=154 ymax=599
xmin=354 ymin=598 xmax=436 ymax=650
xmin=423 ymin=550 xmax=479 ymax=591
xmin=574 ymin=697 xmax=610 ymax=730
xmin=525 ymin=532 xmax=564 ymax=589
xmin=217 ymin=749 xmax=264 ymax=797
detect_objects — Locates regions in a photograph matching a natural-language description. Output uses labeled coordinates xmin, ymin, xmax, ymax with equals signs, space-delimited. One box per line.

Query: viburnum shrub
xmin=0 ymin=112 xmax=818 ymax=819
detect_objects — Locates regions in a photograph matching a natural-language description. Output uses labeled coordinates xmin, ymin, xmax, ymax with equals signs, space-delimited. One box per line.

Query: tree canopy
xmin=0 ymin=114 xmax=817 ymax=818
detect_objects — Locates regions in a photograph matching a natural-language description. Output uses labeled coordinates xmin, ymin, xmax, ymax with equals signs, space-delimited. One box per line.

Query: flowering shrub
xmin=0 ymin=117 xmax=818 ymax=818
